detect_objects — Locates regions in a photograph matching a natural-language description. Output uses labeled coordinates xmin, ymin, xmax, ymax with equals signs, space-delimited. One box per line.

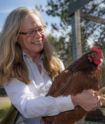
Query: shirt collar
xmin=22 ymin=51 xmax=44 ymax=61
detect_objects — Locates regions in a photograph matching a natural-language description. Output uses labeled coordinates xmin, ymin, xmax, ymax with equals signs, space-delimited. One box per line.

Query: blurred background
xmin=0 ymin=0 xmax=105 ymax=123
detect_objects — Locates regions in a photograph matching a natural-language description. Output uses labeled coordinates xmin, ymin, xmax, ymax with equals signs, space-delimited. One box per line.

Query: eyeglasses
xmin=19 ymin=26 xmax=46 ymax=37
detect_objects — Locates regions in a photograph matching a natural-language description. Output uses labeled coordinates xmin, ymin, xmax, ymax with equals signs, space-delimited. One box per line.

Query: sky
xmin=0 ymin=0 xmax=60 ymax=34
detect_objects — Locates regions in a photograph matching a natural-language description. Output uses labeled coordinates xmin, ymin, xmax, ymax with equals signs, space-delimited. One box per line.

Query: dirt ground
xmin=0 ymin=96 xmax=11 ymax=104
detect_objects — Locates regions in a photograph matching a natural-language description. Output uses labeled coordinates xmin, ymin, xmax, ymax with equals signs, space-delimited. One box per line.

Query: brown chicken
xmin=96 ymin=87 xmax=105 ymax=107
xmin=43 ymin=46 xmax=104 ymax=124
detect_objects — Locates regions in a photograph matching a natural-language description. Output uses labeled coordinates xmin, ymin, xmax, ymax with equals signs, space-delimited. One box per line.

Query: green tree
xmin=36 ymin=0 xmax=105 ymax=86
xmin=36 ymin=0 xmax=105 ymax=58
xmin=47 ymin=33 xmax=72 ymax=67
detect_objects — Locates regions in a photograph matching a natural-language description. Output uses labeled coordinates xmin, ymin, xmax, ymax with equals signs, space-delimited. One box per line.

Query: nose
xmin=35 ymin=30 xmax=42 ymax=37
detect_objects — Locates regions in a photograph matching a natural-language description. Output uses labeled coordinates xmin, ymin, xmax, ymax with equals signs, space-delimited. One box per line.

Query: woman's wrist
xmin=71 ymin=95 xmax=78 ymax=106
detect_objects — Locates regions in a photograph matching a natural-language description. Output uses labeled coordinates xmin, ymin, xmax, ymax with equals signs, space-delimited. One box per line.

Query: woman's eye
xmin=38 ymin=28 xmax=43 ymax=31
xmin=27 ymin=31 xmax=34 ymax=34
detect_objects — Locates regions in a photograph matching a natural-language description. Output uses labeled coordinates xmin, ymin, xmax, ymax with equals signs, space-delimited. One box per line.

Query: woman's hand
xmin=71 ymin=89 xmax=102 ymax=111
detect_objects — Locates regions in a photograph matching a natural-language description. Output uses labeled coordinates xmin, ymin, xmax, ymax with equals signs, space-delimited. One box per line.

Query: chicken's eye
xmin=91 ymin=52 xmax=97 ymax=58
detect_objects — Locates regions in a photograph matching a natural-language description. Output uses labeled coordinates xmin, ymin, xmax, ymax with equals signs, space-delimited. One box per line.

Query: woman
xmin=0 ymin=7 xmax=101 ymax=124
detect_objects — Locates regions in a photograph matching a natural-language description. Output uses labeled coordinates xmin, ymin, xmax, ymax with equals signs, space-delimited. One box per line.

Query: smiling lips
xmin=32 ymin=39 xmax=43 ymax=45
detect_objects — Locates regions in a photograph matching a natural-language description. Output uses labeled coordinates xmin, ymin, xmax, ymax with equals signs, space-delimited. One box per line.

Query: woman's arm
xmin=3 ymin=78 xmax=75 ymax=118
xmin=71 ymin=89 xmax=101 ymax=111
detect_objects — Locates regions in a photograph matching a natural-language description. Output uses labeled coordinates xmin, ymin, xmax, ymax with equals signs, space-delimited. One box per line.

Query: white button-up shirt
xmin=3 ymin=52 xmax=75 ymax=123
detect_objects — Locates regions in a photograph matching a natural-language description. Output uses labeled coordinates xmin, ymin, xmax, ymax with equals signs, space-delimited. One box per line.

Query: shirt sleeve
xmin=3 ymin=78 xmax=75 ymax=118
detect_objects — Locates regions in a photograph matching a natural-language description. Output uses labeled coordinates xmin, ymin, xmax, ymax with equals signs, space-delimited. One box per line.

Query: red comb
xmin=91 ymin=46 xmax=102 ymax=55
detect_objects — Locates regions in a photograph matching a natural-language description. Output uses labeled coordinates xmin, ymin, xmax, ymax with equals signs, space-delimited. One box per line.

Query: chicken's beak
xmin=99 ymin=55 xmax=104 ymax=59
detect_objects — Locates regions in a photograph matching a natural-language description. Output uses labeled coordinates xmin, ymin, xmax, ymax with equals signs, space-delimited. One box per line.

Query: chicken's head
xmin=88 ymin=46 xmax=103 ymax=65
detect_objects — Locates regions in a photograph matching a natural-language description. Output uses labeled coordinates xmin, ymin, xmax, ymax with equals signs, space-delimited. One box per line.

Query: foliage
xmin=100 ymin=64 xmax=105 ymax=88
xmin=0 ymin=97 xmax=11 ymax=122
xmin=0 ymin=88 xmax=7 ymax=96
xmin=0 ymin=104 xmax=10 ymax=122
xmin=36 ymin=0 xmax=105 ymax=63
xmin=47 ymin=33 xmax=72 ymax=67
xmin=81 ymin=0 xmax=105 ymax=42
xmin=36 ymin=0 xmax=105 ymax=86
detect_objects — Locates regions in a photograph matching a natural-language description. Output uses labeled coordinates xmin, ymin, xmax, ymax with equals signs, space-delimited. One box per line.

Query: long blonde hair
xmin=0 ymin=7 xmax=60 ymax=86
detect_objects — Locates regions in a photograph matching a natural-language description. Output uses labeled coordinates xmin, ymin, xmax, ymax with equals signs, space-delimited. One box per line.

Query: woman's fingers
xmin=72 ymin=89 xmax=102 ymax=112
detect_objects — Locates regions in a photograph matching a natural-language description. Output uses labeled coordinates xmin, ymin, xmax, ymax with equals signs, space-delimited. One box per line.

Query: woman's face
xmin=18 ymin=13 xmax=45 ymax=57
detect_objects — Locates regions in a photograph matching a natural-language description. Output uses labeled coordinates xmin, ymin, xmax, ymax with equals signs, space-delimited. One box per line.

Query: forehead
xmin=21 ymin=13 xmax=43 ymax=31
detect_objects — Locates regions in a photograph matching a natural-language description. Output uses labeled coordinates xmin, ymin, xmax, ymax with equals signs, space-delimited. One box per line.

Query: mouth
xmin=31 ymin=41 xmax=42 ymax=45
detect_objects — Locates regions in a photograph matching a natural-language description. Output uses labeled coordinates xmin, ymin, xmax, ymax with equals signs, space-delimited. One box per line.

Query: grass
xmin=100 ymin=108 xmax=105 ymax=116
xmin=0 ymin=97 xmax=105 ymax=123
xmin=0 ymin=97 xmax=11 ymax=122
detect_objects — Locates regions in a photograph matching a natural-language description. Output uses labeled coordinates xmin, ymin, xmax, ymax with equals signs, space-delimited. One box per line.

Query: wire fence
xmin=76 ymin=108 xmax=105 ymax=124
xmin=75 ymin=0 xmax=105 ymax=123
xmin=0 ymin=0 xmax=105 ymax=123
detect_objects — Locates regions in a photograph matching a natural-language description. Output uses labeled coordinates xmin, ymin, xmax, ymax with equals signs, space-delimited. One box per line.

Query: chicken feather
xmin=43 ymin=47 xmax=103 ymax=124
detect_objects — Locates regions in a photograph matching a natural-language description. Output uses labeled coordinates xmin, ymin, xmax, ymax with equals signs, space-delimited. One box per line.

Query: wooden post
xmin=70 ymin=0 xmax=82 ymax=62
xmin=68 ymin=0 xmax=104 ymax=62
xmin=68 ymin=0 xmax=91 ymax=16
xmin=80 ymin=12 xmax=105 ymax=24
